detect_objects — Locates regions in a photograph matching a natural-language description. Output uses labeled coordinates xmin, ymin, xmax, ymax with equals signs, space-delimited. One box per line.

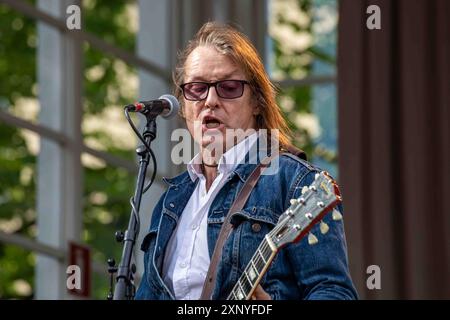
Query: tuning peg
xmin=320 ymin=221 xmax=329 ymax=234
xmin=332 ymin=208 xmax=343 ymax=221
xmin=290 ymin=198 xmax=298 ymax=205
xmin=301 ymin=186 xmax=308 ymax=194
xmin=308 ymin=232 xmax=318 ymax=245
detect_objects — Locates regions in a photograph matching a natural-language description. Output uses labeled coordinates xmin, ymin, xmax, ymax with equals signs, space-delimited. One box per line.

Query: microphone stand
xmin=107 ymin=115 xmax=157 ymax=300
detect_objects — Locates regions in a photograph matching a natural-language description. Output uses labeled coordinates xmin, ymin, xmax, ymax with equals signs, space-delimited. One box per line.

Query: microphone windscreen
xmin=158 ymin=94 xmax=180 ymax=119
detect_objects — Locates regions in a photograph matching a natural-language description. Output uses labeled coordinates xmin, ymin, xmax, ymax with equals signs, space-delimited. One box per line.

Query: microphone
xmin=126 ymin=94 xmax=180 ymax=119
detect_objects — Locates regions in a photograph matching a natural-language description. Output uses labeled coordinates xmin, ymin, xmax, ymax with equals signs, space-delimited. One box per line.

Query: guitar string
xmin=229 ymin=177 xmax=335 ymax=299
xmin=229 ymin=240 xmax=261 ymax=300
xmin=231 ymin=244 xmax=266 ymax=299
xmin=231 ymin=211 xmax=304 ymax=299
xmin=230 ymin=187 xmax=319 ymax=300
xmin=229 ymin=236 xmax=272 ymax=299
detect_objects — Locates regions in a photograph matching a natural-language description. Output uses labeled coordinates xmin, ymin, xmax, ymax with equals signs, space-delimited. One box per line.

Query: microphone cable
xmin=124 ymin=106 xmax=158 ymax=241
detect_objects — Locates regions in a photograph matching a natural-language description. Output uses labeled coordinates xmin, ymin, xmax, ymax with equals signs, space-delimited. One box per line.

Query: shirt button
xmin=169 ymin=203 xmax=175 ymax=208
xmin=191 ymin=225 xmax=198 ymax=230
xmin=252 ymin=223 xmax=261 ymax=233
xmin=180 ymin=262 xmax=187 ymax=268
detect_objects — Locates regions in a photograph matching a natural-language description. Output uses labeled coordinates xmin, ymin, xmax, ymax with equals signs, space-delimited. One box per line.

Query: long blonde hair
xmin=173 ymin=22 xmax=292 ymax=148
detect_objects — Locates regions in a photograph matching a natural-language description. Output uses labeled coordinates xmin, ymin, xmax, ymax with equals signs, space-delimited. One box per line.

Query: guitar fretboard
xmin=227 ymin=235 xmax=276 ymax=300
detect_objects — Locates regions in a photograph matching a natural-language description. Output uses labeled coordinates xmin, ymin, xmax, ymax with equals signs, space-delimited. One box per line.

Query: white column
xmin=36 ymin=0 xmax=82 ymax=299
xmin=135 ymin=0 xmax=182 ymax=282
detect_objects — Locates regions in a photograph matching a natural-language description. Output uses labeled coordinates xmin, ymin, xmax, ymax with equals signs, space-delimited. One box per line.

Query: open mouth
xmin=202 ymin=115 xmax=223 ymax=129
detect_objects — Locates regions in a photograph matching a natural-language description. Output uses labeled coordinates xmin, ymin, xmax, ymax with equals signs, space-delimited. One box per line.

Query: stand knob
xmin=136 ymin=145 xmax=147 ymax=156
xmin=106 ymin=258 xmax=117 ymax=300
xmin=115 ymin=231 xmax=124 ymax=242
xmin=107 ymin=258 xmax=118 ymax=274
xmin=107 ymin=258 xmax=116 ymax=267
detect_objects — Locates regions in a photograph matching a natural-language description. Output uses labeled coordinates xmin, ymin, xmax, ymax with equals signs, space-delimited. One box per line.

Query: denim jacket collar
xmin=162 ymin=159 xmax=261 ymax=187
xmin=162 ymin=171 xmax=191 ymax=186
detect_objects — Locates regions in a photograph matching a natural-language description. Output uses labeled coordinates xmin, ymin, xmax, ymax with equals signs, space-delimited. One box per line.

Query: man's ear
xmin=252 ymin=103 xmax=261 ymax=116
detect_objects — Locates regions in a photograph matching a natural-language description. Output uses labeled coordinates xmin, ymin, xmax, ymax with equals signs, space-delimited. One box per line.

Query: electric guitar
xmin=227 ymin=171 xmax=343 ymax=300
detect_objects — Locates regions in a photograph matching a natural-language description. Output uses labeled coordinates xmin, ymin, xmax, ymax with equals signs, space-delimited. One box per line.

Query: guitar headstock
xmin=269 ymin=171 xmax=342 ymax=249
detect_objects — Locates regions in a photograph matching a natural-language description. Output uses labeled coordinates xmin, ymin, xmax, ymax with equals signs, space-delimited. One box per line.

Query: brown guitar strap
xmin=199 ymin=152 xmax=280 ymax=300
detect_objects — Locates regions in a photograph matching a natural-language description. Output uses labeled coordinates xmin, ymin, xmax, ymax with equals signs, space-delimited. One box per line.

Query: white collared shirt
xmin=162 ymin=132 xmax=258 ymax=300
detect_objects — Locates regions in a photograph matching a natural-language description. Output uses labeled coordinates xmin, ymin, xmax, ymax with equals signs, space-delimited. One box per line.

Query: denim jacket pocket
xmin=213 ymin=207 xmax=280 ymax=299
xmin=140 ymin=229 xmax=158 ymax=253
xmin=141 ymin=229 xmax=165 ymax=277
xmin=229 ymin=207 xmax=279 ymax=275
xmin=230 ymin=206 xmax=280 ymax=228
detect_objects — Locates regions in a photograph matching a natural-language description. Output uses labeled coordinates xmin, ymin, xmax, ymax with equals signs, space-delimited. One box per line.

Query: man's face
xmin=182 ymin=46 xmax=258 ymax=155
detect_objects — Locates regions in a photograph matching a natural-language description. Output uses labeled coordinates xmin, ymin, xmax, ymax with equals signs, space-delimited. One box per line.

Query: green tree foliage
xmin=0 ymin=1 xmax=38 ymax=299
xmin=271 ymin=0 xmax=337 ymax=163
xmin=0 ymin=0 xmax=138 ymax=299
xmin=81 ymin=0 xmax=138 ymax=297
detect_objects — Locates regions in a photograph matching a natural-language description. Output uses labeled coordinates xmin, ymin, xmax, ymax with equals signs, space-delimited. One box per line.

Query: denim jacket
xmin=135 ymin=152 xmax=358 ymax=300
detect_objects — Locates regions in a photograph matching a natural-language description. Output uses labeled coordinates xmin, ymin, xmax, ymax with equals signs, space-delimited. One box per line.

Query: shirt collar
xmin=187 ymin=131 xmax=259 ymax=182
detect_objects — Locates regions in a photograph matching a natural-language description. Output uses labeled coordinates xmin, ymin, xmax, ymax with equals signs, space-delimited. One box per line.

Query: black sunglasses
xmin=180 ymin=80 xmax=250 ymax=101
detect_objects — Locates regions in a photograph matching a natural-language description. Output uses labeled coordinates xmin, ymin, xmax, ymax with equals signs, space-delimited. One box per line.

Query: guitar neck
xmin=227 ymin=234 xmax=278 ymax=300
